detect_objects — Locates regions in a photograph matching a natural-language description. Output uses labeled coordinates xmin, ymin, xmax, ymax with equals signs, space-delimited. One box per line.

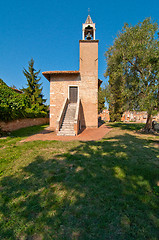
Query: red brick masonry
xmin=0 ymin=118 xmax=49 ymax=132
xmin=99 ymin=110 xmax=159 ymax=123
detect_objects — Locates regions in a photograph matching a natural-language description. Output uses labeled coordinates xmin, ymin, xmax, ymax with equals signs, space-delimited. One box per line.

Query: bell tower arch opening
xmin=82 ymin=15 xmax=96 ymax=40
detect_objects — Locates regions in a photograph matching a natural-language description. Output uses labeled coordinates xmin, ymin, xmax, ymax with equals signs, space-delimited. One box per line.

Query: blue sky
xmin=0 ymin=0 xmax=158 ymax=104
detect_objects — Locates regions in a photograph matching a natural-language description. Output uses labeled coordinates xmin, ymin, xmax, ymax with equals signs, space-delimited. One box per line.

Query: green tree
xmin=98 ymin=86 xmax=105 ymax=113
xmin=104 ymin=74 xmax=126 ymax=122
xmin=0 ymin=79 xmax=29 ymax=121
xmin=22 ymin=58 xmax=46 ymax=111
xmin=104 ymin=35 xmax=129 ymax=122
xmin=105 ymin=18 xmax=159 ymax=130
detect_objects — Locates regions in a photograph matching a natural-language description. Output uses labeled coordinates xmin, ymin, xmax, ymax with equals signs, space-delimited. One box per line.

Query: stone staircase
xmin=57 ymin=103 xmax=76 ymax=136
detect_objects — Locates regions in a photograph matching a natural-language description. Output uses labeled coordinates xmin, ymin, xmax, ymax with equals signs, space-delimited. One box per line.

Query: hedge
xmin=0 ymin=79 xmax=48 ymax=122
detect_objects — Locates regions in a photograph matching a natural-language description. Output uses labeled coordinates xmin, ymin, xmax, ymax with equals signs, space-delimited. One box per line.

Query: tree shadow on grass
xmin=11 ymin=124 xmax=49 ymax=138
xmin=109 ymin=122 xmax=145 ymax=131
xmin=0 ymin=133 xmax=159 ymax=239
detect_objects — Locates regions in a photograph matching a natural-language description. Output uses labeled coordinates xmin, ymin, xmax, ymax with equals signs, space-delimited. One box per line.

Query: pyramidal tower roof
xmin=85 ymin=15 xmax=93 ymax=24
xmin=82 ymin=14 xmax=96 ymax=40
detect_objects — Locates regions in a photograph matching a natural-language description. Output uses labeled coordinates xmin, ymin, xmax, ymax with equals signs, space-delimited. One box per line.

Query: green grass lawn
xmin=0 ymin=123 xmax=159 ymax=240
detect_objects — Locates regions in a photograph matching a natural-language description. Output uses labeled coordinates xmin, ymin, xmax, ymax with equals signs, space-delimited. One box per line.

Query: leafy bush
xmin=0 ymin=79 xmax=48 ymax=122
xmin=25 ymin=108 xmax=48 ymax=118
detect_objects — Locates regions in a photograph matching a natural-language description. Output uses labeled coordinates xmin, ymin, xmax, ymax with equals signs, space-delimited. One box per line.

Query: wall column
xmin=82 ymin=29 xmax=85 ymax=40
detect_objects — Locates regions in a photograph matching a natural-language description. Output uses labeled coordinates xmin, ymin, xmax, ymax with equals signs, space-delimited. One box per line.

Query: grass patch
xmin=109 ymin=122 xmax=145 ymax=131
xmin=0 ymin=124 xmax=48 ymax=175
xmin=0 ymin=123 xmax=159 ymax=239
xmin=11 ymin=124 xmax=48 ymax=138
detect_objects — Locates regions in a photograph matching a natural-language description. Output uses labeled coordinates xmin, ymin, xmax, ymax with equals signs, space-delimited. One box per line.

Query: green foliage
xmin=105 ymin=81 xmax=125 ymax=121
xmin=0 ymin=79 xmax=30 ymax=121
xmin=98 ymin=86 xmax=105 ymax=112
xmin=22 ymin=58 xmax=47 ymax=111
xmin=0 ymin=59 xmax=48 ymax=122
xmin=104 ymin=50 xmax=127 ymax=121
xmin=25 ymin=108 xmax=47 ymax=118
xmin=105 ymin=18 xmax=159 ymax=125
xmin=0 ymin=79 xmax=48 ymax=122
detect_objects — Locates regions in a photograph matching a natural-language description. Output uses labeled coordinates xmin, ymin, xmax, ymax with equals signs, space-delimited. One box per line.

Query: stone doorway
xmin=69 ymin=86 xmax=78 ymax=103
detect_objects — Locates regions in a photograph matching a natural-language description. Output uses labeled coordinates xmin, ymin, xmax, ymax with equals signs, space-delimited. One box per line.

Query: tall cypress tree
xmin=104 ymin=52 xmax=126 ymax=122
xmin=98 ymin=86 xmax=105 ymax=113
xmin=22 ymin=58 xmax=46 ymax=111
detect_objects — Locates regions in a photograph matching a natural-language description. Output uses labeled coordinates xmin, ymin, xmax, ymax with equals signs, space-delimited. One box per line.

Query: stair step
xmin=64 ymin=117 xmax=74 ymax=121
xmin=60 ymin=130 xmax=74 ymax=133
xmin=62 ymin=120 xmax=74 ymax=122
xmin=57 ymin=132 xmax=76 ymax=136
xmin=60 ymin=130 xmax=75 ymax=133
xmin=58 ymin=103 xmax=77 ymax=136
xmin=61 ymin=124 xmax=74 ymax=128
xmin=61 ymin=129 xmax=74 ymax=131
xmin=61 ymin=127 xmax=74 ymax=129
xmin=64 ymin=119 xmax=74 ymax=121
xmin=65 ymin=113 xmax=75 ymax=115
xmin=61 ymin=126 xmax=74 ymax=129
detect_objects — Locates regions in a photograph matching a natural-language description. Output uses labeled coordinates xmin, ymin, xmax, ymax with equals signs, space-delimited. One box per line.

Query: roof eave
xmin=42 ymin=71 xmax=80 ymax=81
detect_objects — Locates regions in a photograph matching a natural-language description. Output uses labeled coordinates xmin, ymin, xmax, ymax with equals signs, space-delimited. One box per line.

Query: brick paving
xmin=23 ymin=124 xmax=111 ymax=142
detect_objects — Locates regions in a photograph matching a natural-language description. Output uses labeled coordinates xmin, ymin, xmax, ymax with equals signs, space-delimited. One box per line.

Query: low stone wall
xmin=0 ymin=118 xmax=49 ymax=132
xmin=121 ymin=111 xmax=147 ymax=123
xmin=99 ymin=109 xmax=110 ymax=122
xmin=99 ymin=110 xmax=159 ymax=123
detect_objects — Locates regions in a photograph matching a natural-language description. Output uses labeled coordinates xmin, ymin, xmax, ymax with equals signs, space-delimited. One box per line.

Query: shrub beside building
xmin=0 ymin=79 xmax=48 ymax=122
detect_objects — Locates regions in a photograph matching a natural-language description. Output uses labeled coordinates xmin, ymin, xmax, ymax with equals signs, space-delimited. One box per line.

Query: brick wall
xmin=50 ymin=75 xmax=81 ymax=130
xmin=121 ymin=111 xmax=159 ymax=123
xmin=79 ymin=40 xmax=98 ymax=128
xmin=121 ymin=111 xmax=147 ymax=123
xmin=99 ymin=109 xmax=110 ymax=122
xmin=99 ymin=110 xmax=159 ymax=123
xmin=49 ymin=40 xmax=99 ymax=131
xmin=0 ymin=118 xmax=49 ymax=132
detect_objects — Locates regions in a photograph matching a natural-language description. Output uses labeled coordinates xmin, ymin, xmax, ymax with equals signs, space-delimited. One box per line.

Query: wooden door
xmin=69 ymin=86 xmax=78 ymax=103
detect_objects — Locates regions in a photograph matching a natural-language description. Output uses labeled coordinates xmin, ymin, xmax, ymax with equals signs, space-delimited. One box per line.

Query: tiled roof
xmin=10 ymin=87 xmax=23 ymax=94
xmin=42 ymin=71 xmax=80 ymax=81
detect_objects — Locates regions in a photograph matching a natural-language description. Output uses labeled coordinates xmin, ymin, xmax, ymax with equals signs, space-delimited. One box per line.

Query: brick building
xmin=43 ymin=15 xmax=102 ymax=135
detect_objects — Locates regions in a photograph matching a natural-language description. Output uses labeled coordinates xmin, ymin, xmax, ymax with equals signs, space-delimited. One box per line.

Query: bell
xmin=86 ymin=32 xmax=91 ymax=40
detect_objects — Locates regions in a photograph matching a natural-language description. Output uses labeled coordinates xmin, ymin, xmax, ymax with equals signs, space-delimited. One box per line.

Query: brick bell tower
xmin=79 ymin=15 xmax=99 ymax=128
xmin=43 ymin=14 xmax=100 ymax=134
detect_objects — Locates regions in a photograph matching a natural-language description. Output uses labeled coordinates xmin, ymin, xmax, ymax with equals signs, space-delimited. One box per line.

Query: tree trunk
xmin=144 ymin=113 xmax=153 ymax=131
